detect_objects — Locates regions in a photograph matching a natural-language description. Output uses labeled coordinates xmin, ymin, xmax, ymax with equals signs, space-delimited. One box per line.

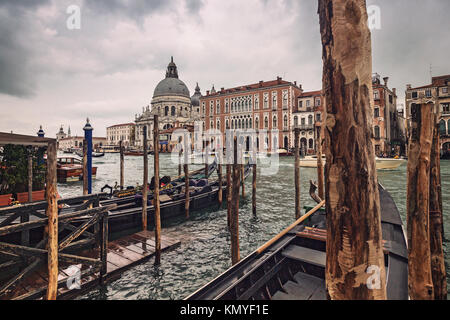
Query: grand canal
xmin=55 ymin=154 xmax=450 ymax=300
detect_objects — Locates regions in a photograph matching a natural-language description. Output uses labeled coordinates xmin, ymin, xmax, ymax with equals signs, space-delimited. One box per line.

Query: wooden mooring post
xmin=318 ymin=0 xmax=386 ymax=299
xmin=184 ymin=132 xmax=190 ymax=219
xmin=230 ymin=136 xmax=240 ymax=265
xmin=316 ymin=125 xmax=325 ymax=199
xmin=142 ymin=126 xmax=148 ymax=231
xmin=27 ymin=149 xmax=33 ymax=203
xmin=406 ymin=102 xmax=435 ymax=300
xmin=218 ymin=164 xmax=223 ymax=207
xmin=252 ymin=135 xmax=257 ymax=216
xmin=153 ymin=115 xmax=161 ymax=265
xmin=46 ymin=140 xmax=58 ymax=300
xmin=226 ymin=163 xmax=232 ymax=228
xmin=294 ymin=128 xmax=301 ymax=219
xmin=429 ymin=110 xmax=447 ymax=300
xmin=120 ymin=140 xmax=124 ymax=190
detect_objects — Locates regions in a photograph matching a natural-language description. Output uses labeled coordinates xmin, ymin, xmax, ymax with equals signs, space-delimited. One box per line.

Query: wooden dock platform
xmin=5 ymin=230 xmax=180 ymax=300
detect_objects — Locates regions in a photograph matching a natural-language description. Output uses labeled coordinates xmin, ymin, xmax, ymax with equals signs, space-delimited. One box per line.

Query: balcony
xmin=294 ymin=124 xmax=314 ymax=130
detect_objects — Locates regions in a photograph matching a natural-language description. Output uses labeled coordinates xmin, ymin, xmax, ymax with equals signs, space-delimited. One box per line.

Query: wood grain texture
xmin=318 ymin=0 xmax=387 ymax=300
xmin=153 ymin=115 xmax=161 ymax=265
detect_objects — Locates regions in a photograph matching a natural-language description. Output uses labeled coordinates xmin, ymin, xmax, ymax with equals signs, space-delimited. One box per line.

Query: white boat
xmin=299 ymin=155 xmax=406 ymax=170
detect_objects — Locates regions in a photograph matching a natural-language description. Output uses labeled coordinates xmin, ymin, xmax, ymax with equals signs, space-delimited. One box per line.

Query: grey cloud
xmin=0 ymin=0 xmax=51 ymax=97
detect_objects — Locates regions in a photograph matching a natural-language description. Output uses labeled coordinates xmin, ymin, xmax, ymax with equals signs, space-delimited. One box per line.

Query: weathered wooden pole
xmin=319 ymin=0 xmax=387 ymax=299
xmin=218 ymin=164 xmax=223 ymax=207
xmin=429 ymin=110 xmax=447 ymax=300
xmin=226 ymin=163 xmax=232 ymax=228
xmin=406 ymin=102 xmax=435 ymax=300
xmin=316 ymin=125 xmax=325 ymax=199
xmin=46 ymin=140 xmax=58 ymax=300
xmin=184 ymin=133 xmax=190 ymax=219
xmin=252 ymin=163 xmax=256 ymax=216
xmin=205 ymin=140 xmax=209 ymax=180
xmin=119 ymin=140 xmax=124 ymax=190
xmin=83 ymin=141 xmax=88 ymax=195
xmin=27 ymin=149 xmax=33 ymax=203
xmin=230 ymin=136 xmax=240 ymax=265
xmin=142 ymin=126 xmax=148 ymax=231
xmin=241 ymin=163 xmax=245 ymax=198
xmin=294 ymin=128 xmax=301 ymax=219
xmin=153 ymin=116 xmax=161 ymax=265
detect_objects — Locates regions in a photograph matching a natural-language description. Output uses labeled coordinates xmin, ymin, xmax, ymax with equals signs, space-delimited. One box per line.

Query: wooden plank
xmin=108 ymin=243 xmax=144 ymax=262
xmin=282 ymin=245 xmax=326 ymax=268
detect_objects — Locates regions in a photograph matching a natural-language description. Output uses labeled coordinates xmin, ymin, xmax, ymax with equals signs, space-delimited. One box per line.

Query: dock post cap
xmin=83 ymin=118 xmax=93 ymax=131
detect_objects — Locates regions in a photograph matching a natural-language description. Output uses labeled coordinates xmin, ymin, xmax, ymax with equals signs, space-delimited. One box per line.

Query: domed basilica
xmin=134 ymin=57 xmax=203 ymax=150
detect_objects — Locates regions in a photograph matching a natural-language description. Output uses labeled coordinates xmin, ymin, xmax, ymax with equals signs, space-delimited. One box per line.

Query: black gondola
xmin=92 ymin=160 xmax=252 ymax=236
xmin=185 ymin=183 xmax=408 ymax=300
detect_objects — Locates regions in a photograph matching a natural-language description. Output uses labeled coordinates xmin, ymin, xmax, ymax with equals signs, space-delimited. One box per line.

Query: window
xmin=412 ymin=91 xmax=418 ymax=99
xmin=294 ymin=116 xmax=298 ymax=127
xmin=374 ymin=108 xmax=380 ymax=118
xmin=316 ymin=113 xmax=321 ymax=122
xmin=273 ymin=116 xmax=277 ymax=128
xmin=217 ymin=120 xmax=220 ymax=130
xmin=226 ymin=120 xmax=229 ymax=129
xmin=308 ymin=115 xmax=313 ymax=125
xmin=284 ymin=115 xmax=288 ymax=128
xmin=309 ymin=139 xmax=314 ymax=149
xmin=301 ymin=118 xmax=305 ymax=125
xmin=299 ymin=100 xmax=303 ymax=108
xmin=443 ymin=87 xmax=448 ymax=94
xmin=374 ymin=126 xmax=380 ymax=139
xmin=315 ymin=98 xmax=321 ymax=106
xmin=374 ymin=91 xmax=379 ymax=100
xmin=210 ymin=102 xmax=214 ymax=115
xmin=282 ymin=91 xmax=288 ymax=107
xmin=389 ymin=95 xmax=393 ymax=104
xmin=425 ymin=89 xmax=432 ymax=98
xmin=171 ymin=106 xmax=176 ymax=116
xmin=249 ymin=118 xmax=252 ymax=129
xmin=202 ymin=102 xmax=205 ymax=114
xmin=272 ymin=93 xmax=277 ymax=109
xmin=210 ymin=121 xmax=214 ymax=129
xmin=255 ymin=117 xmax=259 ymax=129
xmin=442 ymin=103 xmax=450 ymax=114
xmin=263 ymin=93 xmax=269 ymax=109
xmin=439 ymin=120 xmax=446 ymax=135
xmin=216 ymin=100 xmax=220 ymax=114
xmin=164 ymin=106 xmax=169 ymax=116
xmin=306 ymin=100 xmax=310 ymax=107
xmin=245 ymin=119 xmax=248 ymax=129
xmin=264 ymin=117 xmax=269 ymax=128
xmin=225 ymin=100 xmax=229 ymax=113
xmin=254 ymin=96 xmax=259 ymax=110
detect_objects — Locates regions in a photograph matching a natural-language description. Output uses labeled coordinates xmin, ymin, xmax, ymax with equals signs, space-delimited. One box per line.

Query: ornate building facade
xmin=134 ymin=57 xmax=203 ymax=150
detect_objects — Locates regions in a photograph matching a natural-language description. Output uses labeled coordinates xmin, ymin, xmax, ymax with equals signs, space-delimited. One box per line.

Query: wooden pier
xmin=3 ymin=230 xmax=180 ymax=300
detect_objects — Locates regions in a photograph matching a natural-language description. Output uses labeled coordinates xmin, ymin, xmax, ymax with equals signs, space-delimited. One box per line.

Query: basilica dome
xmin=153 ymin=57 xmax=190 ymax=98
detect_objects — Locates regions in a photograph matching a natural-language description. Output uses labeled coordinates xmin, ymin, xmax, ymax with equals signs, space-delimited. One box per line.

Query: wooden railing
xmin=0 ymin=193 xmax=114 ymax=299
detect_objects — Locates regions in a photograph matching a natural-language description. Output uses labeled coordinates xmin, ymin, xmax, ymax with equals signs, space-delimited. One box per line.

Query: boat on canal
xmin=185 ymin=183 xmax=408 ymax=300
xmin=57 ymin=156 xmax=97 ymax=183
xmin=300 ymin=155 xmax=406 ymax=170
xmin=94 ymin=160 xmax=252 ymax=235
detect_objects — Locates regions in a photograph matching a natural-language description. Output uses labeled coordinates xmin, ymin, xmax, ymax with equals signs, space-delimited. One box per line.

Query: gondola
xmin=92 ymin=160 xmax=252 ymax=236
xmin=185 ymin=183 xmax=408 ymax=300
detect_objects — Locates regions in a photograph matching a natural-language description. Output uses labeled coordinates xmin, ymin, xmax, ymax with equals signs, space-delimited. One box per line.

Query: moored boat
xmin=57 ymin=157 xmax=97 ymax=183
xmin=185 ymin=183 xmax=408 ymax=300
xmin=300 ymin=155 xmax=406 ymax=170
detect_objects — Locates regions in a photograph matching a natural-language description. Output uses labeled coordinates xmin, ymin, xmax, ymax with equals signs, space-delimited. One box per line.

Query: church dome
xmin=191 ymin=82 xmax=202 ymax=106
xmin=153 ymin=57 xmax=190 ymax=98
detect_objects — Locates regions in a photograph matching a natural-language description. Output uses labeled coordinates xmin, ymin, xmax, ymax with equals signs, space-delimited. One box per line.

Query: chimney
xmin=221 ymin=87 xmax=224 ymax=93
xmin=383 ymin=77 xmax=389 ymax=86
xmin=294 ymin=81 xmax=297 ymax=86
xmin=406 ymin=84 xmax=412 ymax=90
xmin=259 ymin=81 xmax=263 ymax=87
xmin=277 ymin=76 xmax=282 ymax=84
xmin=392 ymin=88 xmax=396 ymax=95
xmin=206 ymin=90 xmax=210 ymax=95
xmin=298 ymin=84 xmax=302 ymax=90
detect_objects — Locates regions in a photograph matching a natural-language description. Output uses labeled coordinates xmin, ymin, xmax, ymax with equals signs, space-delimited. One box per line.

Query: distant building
xmin=292 ymin=90 xmax=323 ymax=155
xmin=405 ymin=74 xmax=450 ymax=157
xmin=134 ymin=57 xmax=202 ymax=151
xmin=58 ymin=136 xmax=107 ymax=151
xmin=56 ymin=125 xmax=67 ymax=141
xmin=106 ymin=123 xmax=135 ymax=147
xmin=372 ymin=73 xmax=405 ymax=156
xmin=202 ymin=77 xmax=303 ymax=151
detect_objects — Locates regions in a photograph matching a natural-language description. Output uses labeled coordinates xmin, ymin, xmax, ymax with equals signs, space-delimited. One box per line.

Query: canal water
xmin=56 ymin=154 xmax=450 ymax=300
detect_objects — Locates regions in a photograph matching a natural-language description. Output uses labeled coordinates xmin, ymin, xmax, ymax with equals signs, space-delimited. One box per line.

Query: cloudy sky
xmin=0 ymin=0 xmax=449 ymax=138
